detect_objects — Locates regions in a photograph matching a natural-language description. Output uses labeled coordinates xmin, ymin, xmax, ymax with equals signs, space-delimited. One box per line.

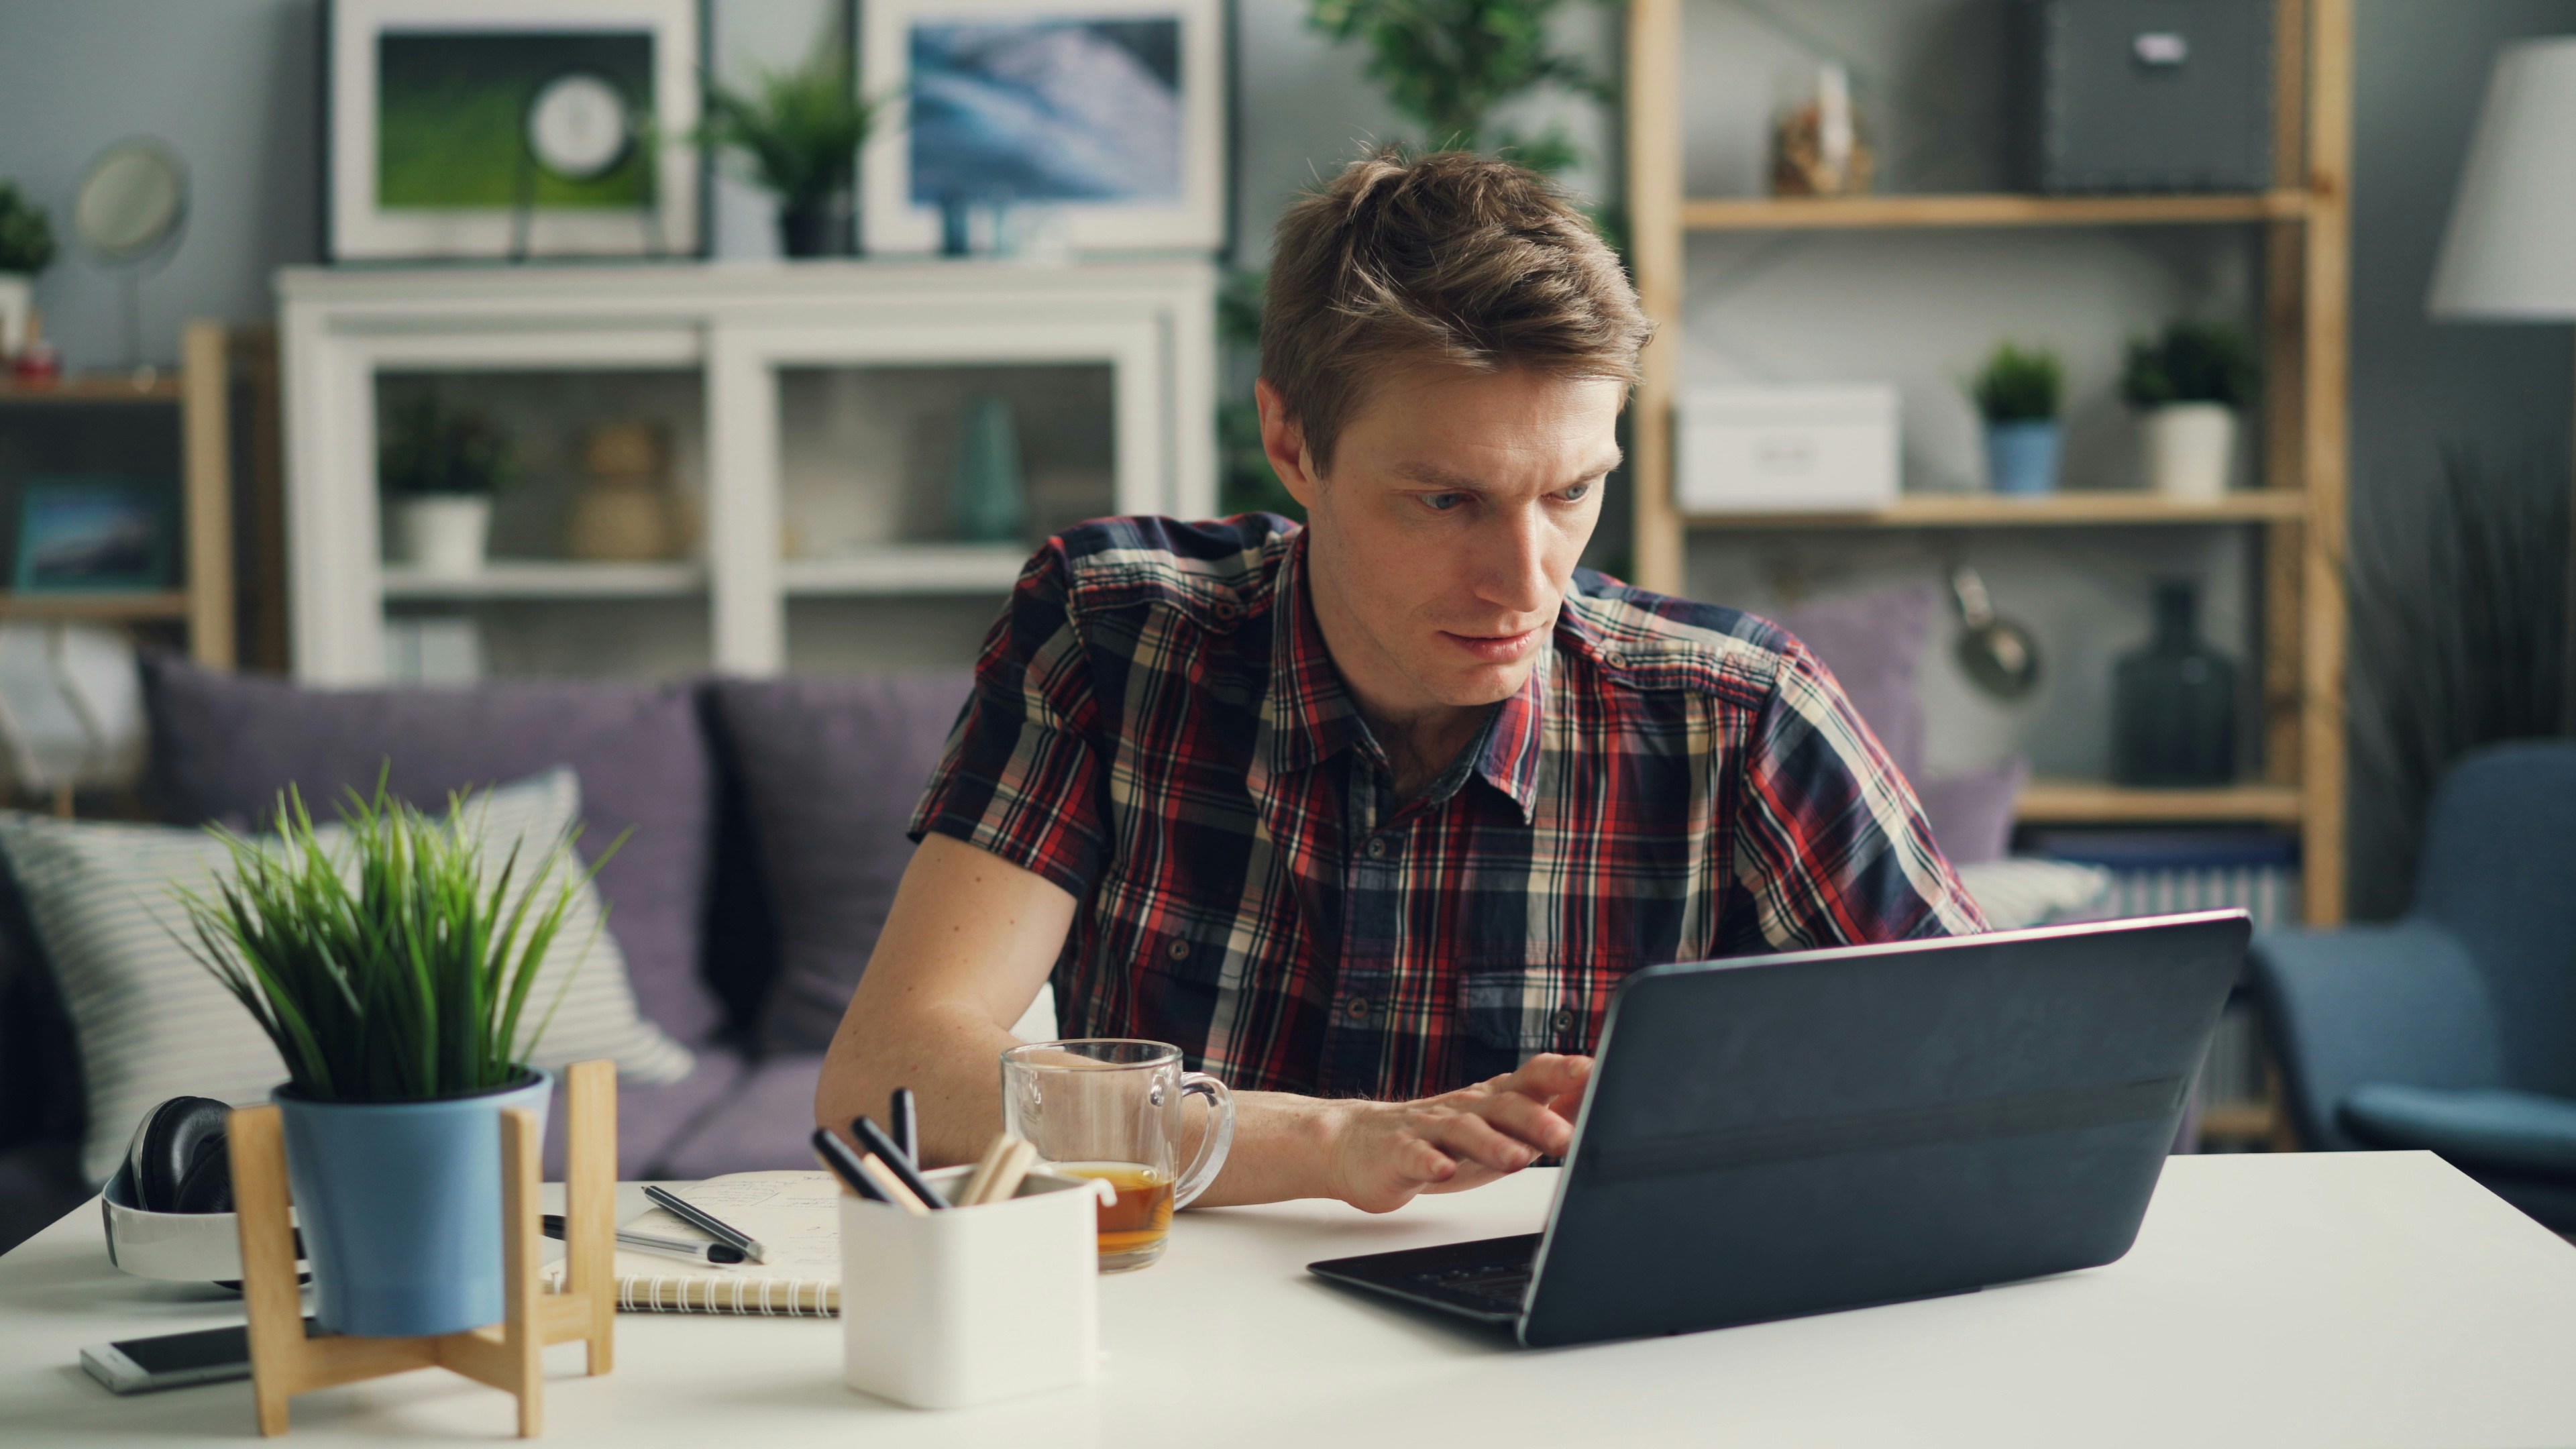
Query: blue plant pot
xmin=277 ymin=1070 xmax=551 ymax=1338
xmin=1984 ymin=421 xmax=2064 ymax=496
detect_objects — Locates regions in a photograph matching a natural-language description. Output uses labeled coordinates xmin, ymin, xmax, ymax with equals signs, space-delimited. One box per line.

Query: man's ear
xmin=1255 ymin=377 xmax=1323 ymax=511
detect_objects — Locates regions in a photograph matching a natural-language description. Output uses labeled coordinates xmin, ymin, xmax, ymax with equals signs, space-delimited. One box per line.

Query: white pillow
xmin=1955 ymin=858 xmax=2116 ymax=932
xmin=0 ymin=768 xmax=692 ymax=1183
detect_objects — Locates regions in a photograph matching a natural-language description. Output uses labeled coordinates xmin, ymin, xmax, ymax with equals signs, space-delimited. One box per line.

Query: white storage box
xmin=841 ymin=1164 xmax=1105 ymax=1410
xmin=1677 ymin=385 xmax=1900 ymax=513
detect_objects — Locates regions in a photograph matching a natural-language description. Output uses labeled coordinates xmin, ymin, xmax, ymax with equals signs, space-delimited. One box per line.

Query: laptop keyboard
xmin=1408 ymin=1262 xmax=1534 ymax=1307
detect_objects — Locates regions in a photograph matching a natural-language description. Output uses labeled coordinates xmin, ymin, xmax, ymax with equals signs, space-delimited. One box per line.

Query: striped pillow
xmin=0 ymin=768 xmax=693 ymax=1184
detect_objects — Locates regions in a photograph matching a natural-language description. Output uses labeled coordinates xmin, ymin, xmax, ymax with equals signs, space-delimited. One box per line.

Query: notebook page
xmin=543 ymin=1170 xmax=843 ymax=1315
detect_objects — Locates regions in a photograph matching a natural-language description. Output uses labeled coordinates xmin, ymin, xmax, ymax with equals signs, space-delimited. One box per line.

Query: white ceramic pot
xmin=0 ymin=274 xmax=32 ymax=358
xmin=390 ymin=496 xmax=492 ymax=577
xmin=2143 ymin=403 xmax=2237 ymax=500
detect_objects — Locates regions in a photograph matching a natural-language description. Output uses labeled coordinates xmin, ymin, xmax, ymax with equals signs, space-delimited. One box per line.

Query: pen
xmin=643 ymin=1184 xmax=767 ymax=1263
xmin=850 ymin=1116 xmax=948 ymax=1210
xmin=541 ymin=1214 xmax=746 ymax=1266
xmin=891 ymin=1087 xmax=918 ymax=1166
xmin=810 ymin=1126 xmax=890 ymax=1203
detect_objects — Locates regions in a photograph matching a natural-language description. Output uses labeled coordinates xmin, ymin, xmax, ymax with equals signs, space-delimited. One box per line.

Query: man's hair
xmin=1260 ymin=149 xmax=1653 ymax=476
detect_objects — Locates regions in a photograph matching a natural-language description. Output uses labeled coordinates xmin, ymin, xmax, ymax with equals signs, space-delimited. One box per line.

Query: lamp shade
xmin=2428 ymin=36 xmax=2576 ymax=320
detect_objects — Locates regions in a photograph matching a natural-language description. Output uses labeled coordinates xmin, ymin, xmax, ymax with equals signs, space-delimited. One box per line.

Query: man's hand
xmin=1322 ymin=1054 xmax=1594 ymax=1214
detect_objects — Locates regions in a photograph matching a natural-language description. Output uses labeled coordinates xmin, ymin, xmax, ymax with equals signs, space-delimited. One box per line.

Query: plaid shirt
xmin=912 ymin=515 xmax=1984 ymax=1101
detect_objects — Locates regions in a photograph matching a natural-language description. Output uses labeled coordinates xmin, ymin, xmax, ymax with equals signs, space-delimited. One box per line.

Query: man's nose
xmin=1473 ymin=504 xmax=1555 ymax=616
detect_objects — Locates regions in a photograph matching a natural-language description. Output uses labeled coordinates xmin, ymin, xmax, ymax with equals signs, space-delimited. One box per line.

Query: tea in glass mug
xmin=1000 ymin=1040 xmax=1235 ymax=1272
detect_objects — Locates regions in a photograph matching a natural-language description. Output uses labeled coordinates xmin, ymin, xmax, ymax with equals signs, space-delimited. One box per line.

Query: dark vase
xmin=777 ymin=193 xmax=857 ymax=258
xmin=2113 ymin=580 xmax=2239 ymax=787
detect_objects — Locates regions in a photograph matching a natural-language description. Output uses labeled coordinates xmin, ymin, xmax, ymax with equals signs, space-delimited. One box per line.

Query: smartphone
xmin=80 ymin=1320 xmax=315 ymax=1395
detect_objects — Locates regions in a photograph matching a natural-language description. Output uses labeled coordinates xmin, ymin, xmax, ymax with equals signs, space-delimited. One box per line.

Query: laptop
xmin=1308 ymin=911 xmax=2250 ymax=1348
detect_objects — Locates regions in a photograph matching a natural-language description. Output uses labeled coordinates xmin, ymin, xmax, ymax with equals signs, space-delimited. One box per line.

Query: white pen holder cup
xmin=841 ymin=1165 xmax=1106 ymax=1409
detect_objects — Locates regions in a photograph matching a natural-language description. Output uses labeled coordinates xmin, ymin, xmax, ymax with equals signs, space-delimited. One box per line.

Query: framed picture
xmin=326 ymin=0 xmax=704 ymax=261
xmin=861 ymin=0 xmax=1227 ymax=255
xmin=13 ymin=479 xmax=176 ymax=594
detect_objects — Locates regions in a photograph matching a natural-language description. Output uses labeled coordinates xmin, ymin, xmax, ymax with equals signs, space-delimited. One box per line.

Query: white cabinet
xmin=278 ymin=260 xmax=1218 ymax=684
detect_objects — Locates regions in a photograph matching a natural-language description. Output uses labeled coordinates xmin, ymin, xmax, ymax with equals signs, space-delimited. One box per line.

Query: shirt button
xmin=1552 ymin=1006 xmax=1578 ymax=1034
xmin=1167 ymin=938 xmax=1191 ymax=961
xmin=1603 ymin=651 xmax=1627 ymax=668
xmin=1346 ymin=998 xmax=1371 ymax=1021
xmin=1365 ymin=837 xmax=1389 ymax=860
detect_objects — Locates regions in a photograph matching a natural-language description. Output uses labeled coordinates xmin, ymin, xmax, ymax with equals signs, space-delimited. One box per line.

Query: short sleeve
xmin=1720 ymin=635 xmax=1988 ymax=953
xmin=908 ymin=546 xmax=1112 ymax=900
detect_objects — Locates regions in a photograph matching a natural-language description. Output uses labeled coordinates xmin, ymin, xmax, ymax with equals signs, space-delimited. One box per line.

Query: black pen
xmin=541 ymin=1214 xmax=746 ymax=1266
xmin=891 ymin=1087 xmax=919 ymax=1166
xmin=811 ymin=1126 xmax=890 ymax=1203
xmin=851 ymin=1116 xmax=948 ymax=1210
xmin=642 ymin=1185 xmax=767 ymax=1263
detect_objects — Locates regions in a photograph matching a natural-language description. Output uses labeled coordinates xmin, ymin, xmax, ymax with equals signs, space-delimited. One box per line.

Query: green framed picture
xmin=12 ymin=478 xmax=176 ymax=594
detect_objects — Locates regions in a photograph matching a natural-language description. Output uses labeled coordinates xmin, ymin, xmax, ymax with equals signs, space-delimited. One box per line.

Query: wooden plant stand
xmin=227 ymin=1059 xmax=619 ymax=1438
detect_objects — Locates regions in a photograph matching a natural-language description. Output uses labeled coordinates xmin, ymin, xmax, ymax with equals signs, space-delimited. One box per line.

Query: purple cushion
xmin=654 ymin=1053 xmax=828 ymax=1179
xmin=138 ymin=656 xmax=724 ymax=1047
xmin=709 ymin=675 xmax=973 ymax=1054
xmin=1917 ymin=755 xmax=2029 ymax=865
xmin=541 ymin=1049 xmax=748 ymax=1180
xmin=1774 ymin=584 xmax=1937 ymax=782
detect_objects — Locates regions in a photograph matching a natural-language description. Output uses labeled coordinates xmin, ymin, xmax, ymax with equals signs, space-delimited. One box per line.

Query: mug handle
xmin=1169 ymin=1072 xmax=1236 ymax=1210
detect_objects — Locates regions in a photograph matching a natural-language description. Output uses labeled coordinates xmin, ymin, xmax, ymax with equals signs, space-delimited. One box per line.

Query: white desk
xmin=2 ymin=1152 xmax=2572 ymax=1447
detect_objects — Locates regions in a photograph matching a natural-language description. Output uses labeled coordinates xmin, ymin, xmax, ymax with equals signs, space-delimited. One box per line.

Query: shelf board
xmin=0 ymin=590 xmax=191 ymax=621
xmin=0 ymin=374 xmax=184 ymax=404
xmin=1687 ymin=491 xmax=2306 ymax=531
xmin=381 ymin=560 xmax=706 ymax=600
xmin=2015 ymin=780 xmax=2305 ymax=825
xmin=782 ymin=545 xmax=1028 ymax=596
xmin=2196 ymin=1104 xmax=2281 ymax=1145
xmin=1682 ymin=191 xmax=2311 ymax=232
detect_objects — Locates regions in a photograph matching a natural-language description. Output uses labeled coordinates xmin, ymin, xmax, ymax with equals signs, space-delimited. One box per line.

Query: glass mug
xmin=1000 ymin=1040 xmax=1236 ymax=1273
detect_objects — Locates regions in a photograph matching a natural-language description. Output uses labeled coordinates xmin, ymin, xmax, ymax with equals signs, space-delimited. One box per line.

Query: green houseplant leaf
xmin=1970 ymin=343 xmax=2064 ymax=424
xmin=0 ymin=181 xmax=56 ymax=276
xmin=1308 ymin=0 xmax=1613 ymax=172
xmin=173 ymin=774 xmax=624 ymax=1103
xmin=698 ymin=36 xmax=891 ymax=205
xmin=2121 ymin=321 xmax=2259 ymax=410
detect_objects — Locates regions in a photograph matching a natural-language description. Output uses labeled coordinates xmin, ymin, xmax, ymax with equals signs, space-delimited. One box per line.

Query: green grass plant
xmin=1970 ymin=343 xmax=2064 ymax=424
xmin=175 ymin=778 xmax=618 ymax=1104
xmin=2121 ymin=321 xmax=2259 ymax=410
xmin=699 ymin=38 xmax=888 ymax=206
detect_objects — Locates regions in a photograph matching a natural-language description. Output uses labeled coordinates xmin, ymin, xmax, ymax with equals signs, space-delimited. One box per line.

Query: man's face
xmin=1258 ymin=363 xmax=1623 ymax=719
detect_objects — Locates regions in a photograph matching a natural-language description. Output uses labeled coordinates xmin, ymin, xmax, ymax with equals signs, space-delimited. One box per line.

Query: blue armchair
xmin=2251 ymin=742 xmax=2576 ymax=1231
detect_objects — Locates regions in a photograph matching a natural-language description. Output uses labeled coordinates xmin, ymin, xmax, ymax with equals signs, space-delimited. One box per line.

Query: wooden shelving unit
xmin=1625 ymin=0 xmax=2354 ymax=925
xmin=0 ymin=322 xmax=247 ymax=668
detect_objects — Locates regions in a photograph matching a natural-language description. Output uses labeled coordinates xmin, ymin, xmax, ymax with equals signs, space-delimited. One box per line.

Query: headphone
xmin=121 ymin=1096 xmax=235 ymax=1214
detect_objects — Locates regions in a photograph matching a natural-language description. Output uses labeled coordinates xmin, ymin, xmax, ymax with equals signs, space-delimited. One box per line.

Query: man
xmin=818 ymin=150 xmax=1983 ymax=1212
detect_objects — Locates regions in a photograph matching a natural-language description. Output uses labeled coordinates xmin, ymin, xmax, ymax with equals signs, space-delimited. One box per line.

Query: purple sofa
xmin=0 ymin=657 xmax=972 ymax=1251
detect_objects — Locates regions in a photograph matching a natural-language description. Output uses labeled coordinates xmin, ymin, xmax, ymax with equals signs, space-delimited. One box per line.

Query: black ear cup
xmin=171 ymin=1133 xmax=235 ymax=1214
xmin=123 ymin=1097 xmax=235 ymax=1213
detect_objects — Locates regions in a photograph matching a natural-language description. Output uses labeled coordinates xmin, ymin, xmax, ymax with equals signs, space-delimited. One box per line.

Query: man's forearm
xmin=817 ymin=999 xmax=1022 ymax=1169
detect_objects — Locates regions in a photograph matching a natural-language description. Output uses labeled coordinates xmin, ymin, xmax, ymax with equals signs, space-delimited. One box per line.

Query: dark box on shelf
xmin=2020 ymin=0 xmax=2275 ymax=193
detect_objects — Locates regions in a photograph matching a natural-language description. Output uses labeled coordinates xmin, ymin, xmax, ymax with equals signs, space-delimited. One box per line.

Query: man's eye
xmin=1562 ymin=482 xmax=1593 ymax=502
xmin=1424 ymin=492 xmax=1466 ymax=513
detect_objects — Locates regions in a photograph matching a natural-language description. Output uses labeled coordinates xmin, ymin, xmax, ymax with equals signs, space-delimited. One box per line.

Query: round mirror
xmin=73 ymin=140 xmax=188 ymax=264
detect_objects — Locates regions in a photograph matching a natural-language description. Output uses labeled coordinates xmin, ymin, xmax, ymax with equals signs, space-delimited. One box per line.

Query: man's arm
xmin=815 ymin=833 xmax=1590 ymax=1212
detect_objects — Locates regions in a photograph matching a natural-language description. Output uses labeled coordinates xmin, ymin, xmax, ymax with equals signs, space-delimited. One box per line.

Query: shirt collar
xmin=1260 ymin=531 xmax=1547 ymax=822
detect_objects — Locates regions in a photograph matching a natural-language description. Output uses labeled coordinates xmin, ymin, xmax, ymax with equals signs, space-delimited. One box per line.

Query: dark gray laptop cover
xmin=1309 ymin=913 xmax=2249 ymax=1348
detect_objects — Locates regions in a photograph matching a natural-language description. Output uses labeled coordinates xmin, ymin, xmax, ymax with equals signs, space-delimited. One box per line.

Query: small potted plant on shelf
xmin=2123 ymin=321 xmax=2259 ymax=500
xmin=1970 ymin=342 xmax=2065 ymax=496
xmin=0 ymin=178 xmax=57 ymax=364
xmin=380 ymin=394 xmax=510 ymax=578
xmin=176 ymin=780 xmax=608 ymax=1338
xmin=698 ymin=32 xmax=890 ymax=258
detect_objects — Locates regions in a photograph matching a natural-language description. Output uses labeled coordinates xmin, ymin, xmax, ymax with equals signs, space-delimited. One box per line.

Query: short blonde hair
xmin=1260 ymin=149 xmax=1652 ymax=474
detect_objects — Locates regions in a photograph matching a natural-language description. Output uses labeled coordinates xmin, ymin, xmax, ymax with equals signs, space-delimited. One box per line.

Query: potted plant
xmin=1308 ymin=0 xmax=1611 ymax=175
xmin=2123 ymin=321 xmax=2259 ymax=500
xmin=0 ymin=178 xmax=56 ymax=361
xmin=176 ymin=781 xmax=606 ymax=1338
xmin=1971 ymin=342 xmax=2065 ymax=496
xmin=698 ymin=33 xmax=890 ymax=258
xmin=380 ymin=394 xmax=510 ymax=577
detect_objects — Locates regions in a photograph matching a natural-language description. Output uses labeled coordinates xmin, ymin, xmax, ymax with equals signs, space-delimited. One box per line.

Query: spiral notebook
xmin=543 ymin=1170 xmax=843 ymax=1316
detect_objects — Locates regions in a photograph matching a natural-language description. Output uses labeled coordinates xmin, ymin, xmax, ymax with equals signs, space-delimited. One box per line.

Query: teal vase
xmin=955 ymin=396 xmax=1026 ymax=543
xmin=277 ymin=1070 xmax=551 ymax=1337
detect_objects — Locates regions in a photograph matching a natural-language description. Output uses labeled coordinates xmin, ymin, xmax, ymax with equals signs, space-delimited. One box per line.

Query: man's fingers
xmin=1472 ymin=1086 xmax=1576 ymax=1156
xmin=1503 ymin=1053 xmax=1593 ymax=1101
xmin=1428 ymin=1110 xmax=1540 ymax=1174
